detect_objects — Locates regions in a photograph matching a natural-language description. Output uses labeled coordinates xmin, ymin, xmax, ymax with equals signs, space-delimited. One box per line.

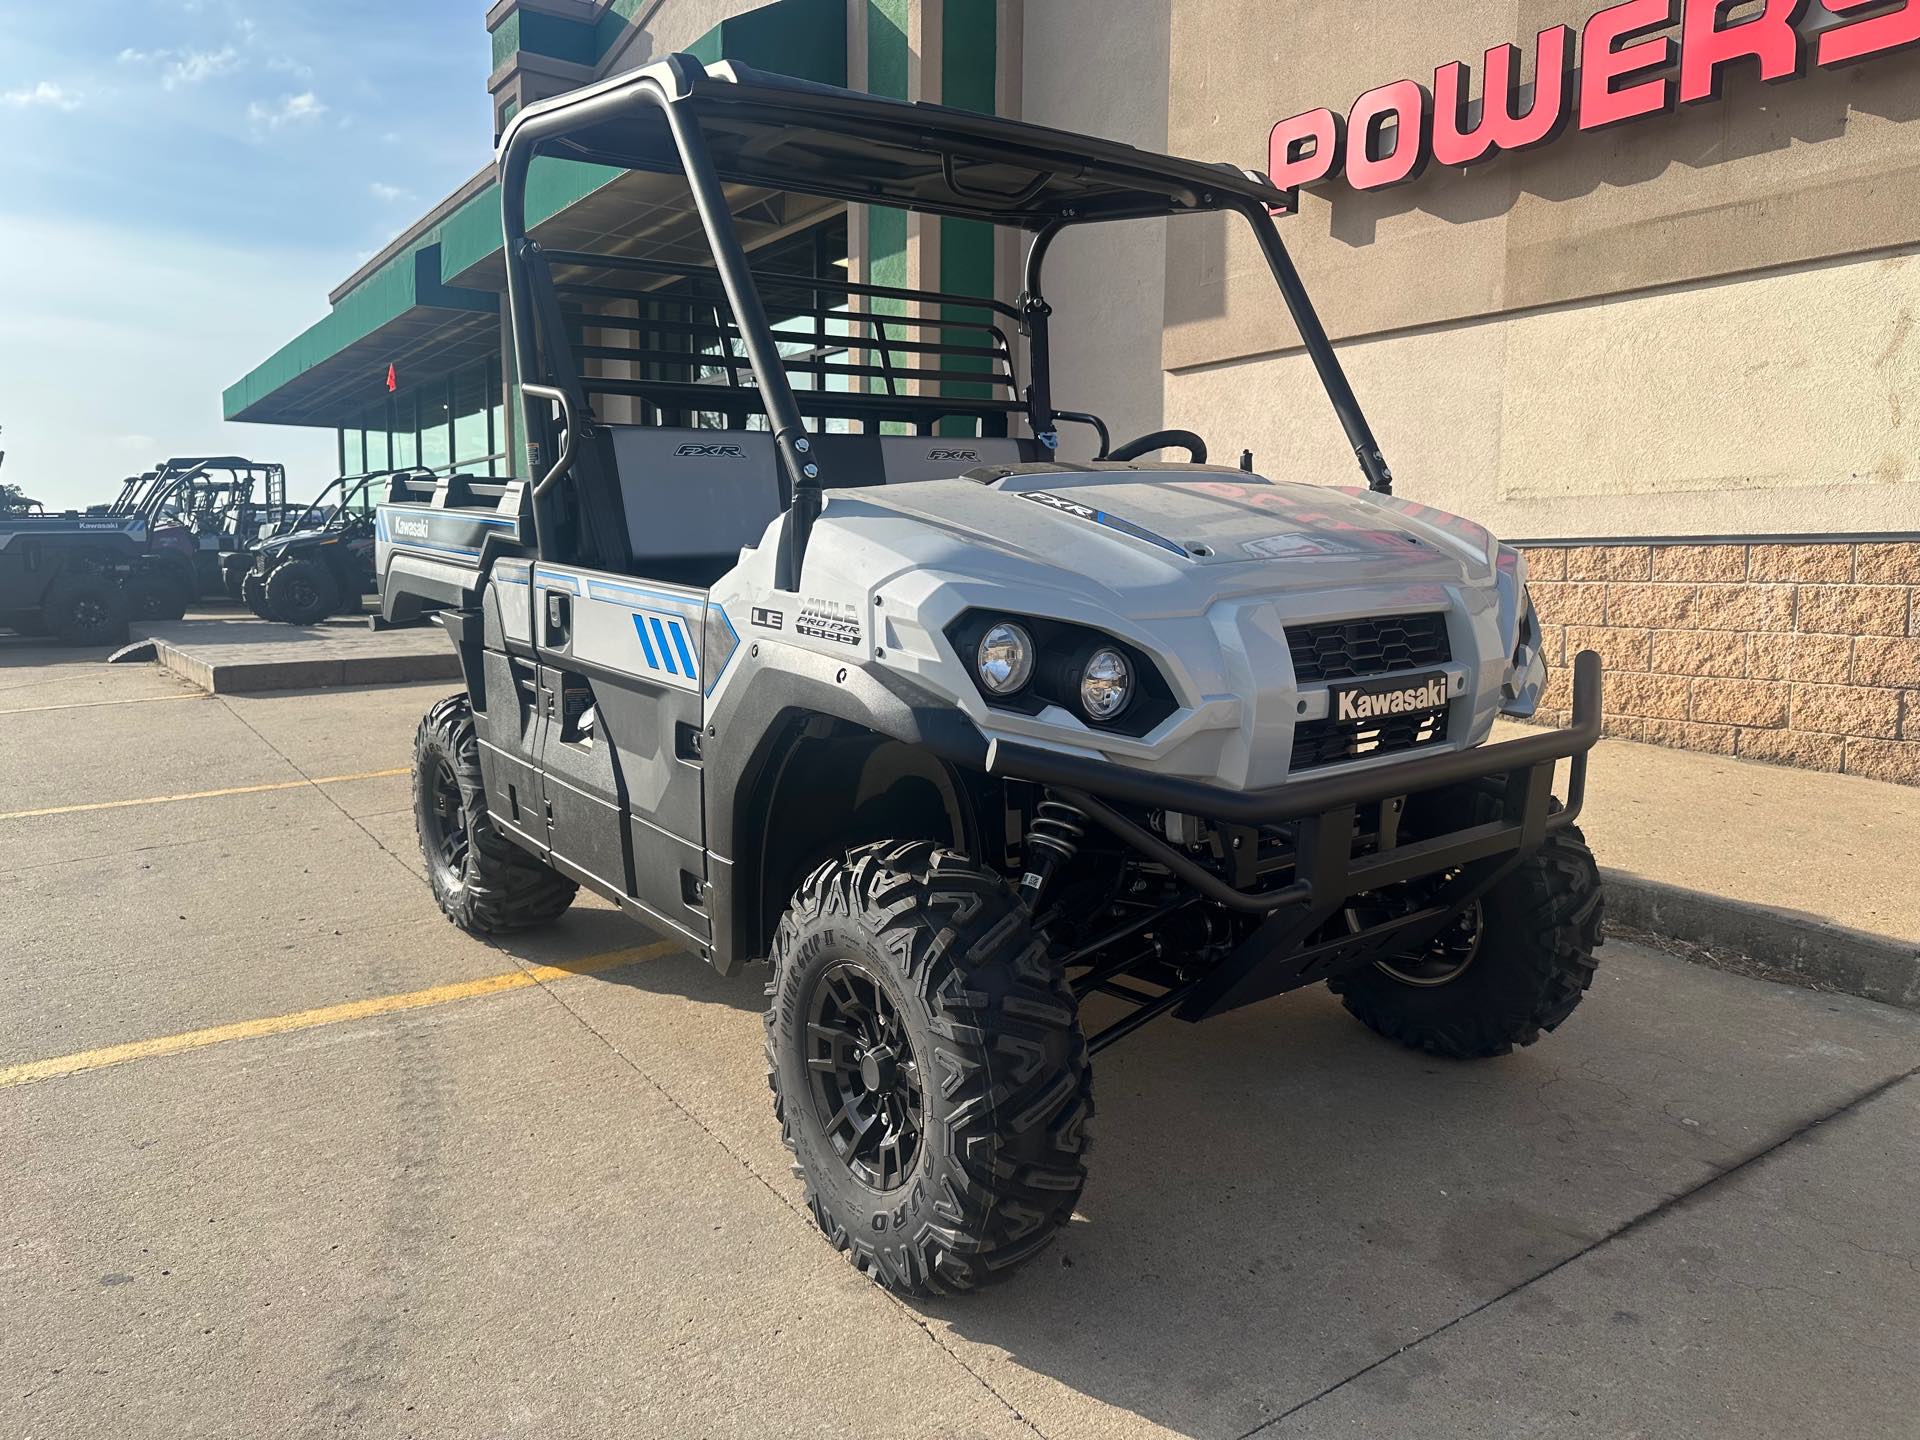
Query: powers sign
xmin=1268 ymin=0 xmax=1919 ymax=208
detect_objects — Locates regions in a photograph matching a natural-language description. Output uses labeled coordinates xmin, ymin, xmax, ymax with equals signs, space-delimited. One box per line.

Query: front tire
xmin=240 ymin=568 xmax=272 ymax=619
xmin=766 ymin=842 xmax=1093 ymax=1296
xmin=264 ymin=558 xmax=339 ymax=626
xmin=412 ymin=693 xmax=576 ymax=934
xmin=1330 ymin=781 xmax=1603 ymax=1060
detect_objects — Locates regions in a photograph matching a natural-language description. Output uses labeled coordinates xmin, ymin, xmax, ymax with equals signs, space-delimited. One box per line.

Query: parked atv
xmin=125 ymin=457 xmax=290 ymax=601
xmin=380 ymin=59 xmax=1603 ymax=1297
xmin=231 ymin=470 xmax=415 ymax=625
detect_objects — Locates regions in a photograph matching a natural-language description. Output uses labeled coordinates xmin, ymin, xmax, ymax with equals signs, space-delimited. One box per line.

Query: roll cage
xmin=500 ymin=55 xmax=1393 ymax=586
xmin=119 ymin=457 xmax=287 ymax=533
xmin=284 ymin=469 xmax=422 ymax=537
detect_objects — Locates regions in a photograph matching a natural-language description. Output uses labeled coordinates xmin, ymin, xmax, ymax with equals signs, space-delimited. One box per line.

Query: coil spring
xmin=1028 ymin=799 xmax=1088 ymax=865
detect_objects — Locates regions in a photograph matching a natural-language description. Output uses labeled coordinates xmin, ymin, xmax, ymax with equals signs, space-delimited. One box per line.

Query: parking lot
xmin=6 ymin=630 xmax=1920 ymax=1440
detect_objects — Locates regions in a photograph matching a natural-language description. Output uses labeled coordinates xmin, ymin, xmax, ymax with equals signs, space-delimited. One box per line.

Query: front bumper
xmin=988 ymin=650 xmax=1604 ymax=1022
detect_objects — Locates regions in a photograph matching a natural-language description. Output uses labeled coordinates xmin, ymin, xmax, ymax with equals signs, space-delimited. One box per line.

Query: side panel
xmin=533 ymin=564 xmax=717 ymax=948
xmin=475 ymin=587 xmax=548 ymax=858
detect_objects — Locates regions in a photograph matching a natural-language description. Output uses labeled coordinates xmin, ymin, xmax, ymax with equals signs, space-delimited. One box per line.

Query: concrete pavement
xmin=6 ymin=636 xmax=1920 ymax=1438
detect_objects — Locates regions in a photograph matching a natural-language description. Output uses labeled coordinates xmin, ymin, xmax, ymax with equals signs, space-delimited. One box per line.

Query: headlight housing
xmin=946 ymin=611 xmax=1175 ymax=737
xmin=976 ymin=622 xmax=1035 ymax=696
xmin=1079 ymin=648 xmax=1133 ymax=721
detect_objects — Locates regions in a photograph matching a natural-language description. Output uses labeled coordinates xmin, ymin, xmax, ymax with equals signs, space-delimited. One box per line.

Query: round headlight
xmin=977 ymin=622 xmax=1034 ymax=696
xmin=1080 ymin=647 xmax=1133 ymax=721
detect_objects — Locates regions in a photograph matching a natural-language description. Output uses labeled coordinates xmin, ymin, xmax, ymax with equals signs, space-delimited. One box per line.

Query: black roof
xmin=500 ymin=55 xmax=1289 ymax=228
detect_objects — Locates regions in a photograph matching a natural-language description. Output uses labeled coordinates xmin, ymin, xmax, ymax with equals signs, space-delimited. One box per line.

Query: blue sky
xmin=0 ymin=0 xmax=494 ymax=508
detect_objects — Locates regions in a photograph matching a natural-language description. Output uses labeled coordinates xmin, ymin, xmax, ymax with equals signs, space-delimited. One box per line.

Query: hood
xmin=844 ymin=465 xmax=1496 ymax=594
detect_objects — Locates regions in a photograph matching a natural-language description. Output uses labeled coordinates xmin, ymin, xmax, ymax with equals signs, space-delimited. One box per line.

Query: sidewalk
xmin=1500 ymin=721 xmax=1920 ymax=1007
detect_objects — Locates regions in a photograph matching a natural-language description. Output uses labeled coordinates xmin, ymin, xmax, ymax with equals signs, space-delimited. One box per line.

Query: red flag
xmin=385 ymin=364 xmax=398 ymax=393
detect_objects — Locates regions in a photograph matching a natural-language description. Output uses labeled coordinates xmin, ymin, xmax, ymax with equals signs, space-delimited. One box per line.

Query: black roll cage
xmin=123 ymin=457 xmax=287 ymax=530
xmin=284 ymin=468 xmax=429 ymax=536
xmin=499 ymin=56 xmax=1394 ymax=585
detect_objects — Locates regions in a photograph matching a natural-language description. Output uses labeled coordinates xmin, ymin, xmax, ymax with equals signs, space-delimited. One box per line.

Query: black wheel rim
xmin=1374 ymin=896 xmax=1485 ymax=988
xmin=421 ymin=757 xmax=469 ymax=885
xmin=74 ymin=598 xmax=107 ymax=628
xmin=804 ymin=961 xmax=925 ymax=1192
xmin=286 ymin=579 xmax=320 ymax=615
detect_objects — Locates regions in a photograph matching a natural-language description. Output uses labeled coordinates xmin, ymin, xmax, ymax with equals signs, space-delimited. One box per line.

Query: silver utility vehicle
xmin=379 ymin=58 xmax=1605 ymax=1296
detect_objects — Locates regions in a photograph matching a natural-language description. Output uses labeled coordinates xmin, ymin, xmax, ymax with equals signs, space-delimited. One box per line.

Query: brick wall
xmin=1517 ymin=541 xmax=1920 ymax=787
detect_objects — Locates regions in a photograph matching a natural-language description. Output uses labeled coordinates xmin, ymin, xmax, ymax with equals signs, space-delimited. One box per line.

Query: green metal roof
xmin=224 ymin=0 xmax=847 ymax=429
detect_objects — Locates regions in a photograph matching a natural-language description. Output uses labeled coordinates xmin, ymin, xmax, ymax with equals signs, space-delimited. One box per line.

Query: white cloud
xmin=166 ymin=47 xmax=240 ymax=89
xmin=119 ymin=45 xmax=243 ymax=89
xmin=368 ymin=182 xmax=413 ymax=203
xmin=247 ymin=91 xmax=326 ymax=131
xmin=3 ymin=82 xmax=82 ymax=111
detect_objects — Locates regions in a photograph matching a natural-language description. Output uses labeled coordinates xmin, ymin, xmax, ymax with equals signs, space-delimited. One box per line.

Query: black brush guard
xmin=981 ymin=651 xmax=1603 ymax=1048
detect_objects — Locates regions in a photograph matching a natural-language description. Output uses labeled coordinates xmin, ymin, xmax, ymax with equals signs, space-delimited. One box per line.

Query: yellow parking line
xmin=0 ymin=692 xmax=209 ymax=717
xmin=0 ymin=767 xmax=410 ymax=822
xmin=0 ymin=941 xmax=680 ymax=1089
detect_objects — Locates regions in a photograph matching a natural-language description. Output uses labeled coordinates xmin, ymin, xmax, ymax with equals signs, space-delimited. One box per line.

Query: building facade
xmin=227 ymin=0 xmax=1920 ymax=783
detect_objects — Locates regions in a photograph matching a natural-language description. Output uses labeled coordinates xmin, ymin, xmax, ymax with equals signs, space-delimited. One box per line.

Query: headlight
xmin=977 ymin=622 xmax=1034 ymax=695
xmin=1079 ymin=647 xmax=1133 ymax=720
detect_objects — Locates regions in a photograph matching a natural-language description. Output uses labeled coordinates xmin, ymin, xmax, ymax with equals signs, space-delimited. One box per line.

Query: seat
xmin=608 ymin=426 xmax=1043 ymax=585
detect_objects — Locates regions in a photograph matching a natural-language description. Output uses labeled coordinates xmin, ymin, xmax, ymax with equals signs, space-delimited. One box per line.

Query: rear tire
xmin=766 ymin=842 xmax=1093 ymax=1296
xmin=223 ymin=566 xmax=247 ymax=603
xmin=412 ymin=693 xmax=576 ymax=934
xmin=43 ymin=573 xmax=129 ymax=646
xmin=264 ymin=558 xmax=339 ymax=626
xmin=124 ymin=570 xmax=191 ymax=622
xmin=240 ymin=568 xmax=272 ymax=619
xmin=1330 ymin=781 xmax=1603 ymax=1060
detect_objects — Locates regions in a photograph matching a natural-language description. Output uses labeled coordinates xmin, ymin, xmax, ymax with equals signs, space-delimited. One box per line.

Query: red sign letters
xmin=1268 ymin=0 xmax=1920 ymax=208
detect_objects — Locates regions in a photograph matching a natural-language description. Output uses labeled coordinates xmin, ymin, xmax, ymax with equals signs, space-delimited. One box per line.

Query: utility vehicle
xmin=380 ymin=58 xmax=1604 ymax=1297
xmin=231 ymin=469 xmax=398 ymax=623
xmin=122 ymin=457 xmax=289 ymax=602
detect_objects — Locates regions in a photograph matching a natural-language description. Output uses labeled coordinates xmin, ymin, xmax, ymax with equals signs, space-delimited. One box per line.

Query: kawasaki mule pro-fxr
xmin=378 ymin=58 xmax=1604 ymax=1297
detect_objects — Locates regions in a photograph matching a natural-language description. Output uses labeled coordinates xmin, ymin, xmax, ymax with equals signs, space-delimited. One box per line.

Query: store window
xmin=419 ymin=386 xmax=452 ymax=472
xmin=452 ymin=359 xmax=500 ymax=474
xmin=391 ymin=393 xmax=419 ymax=469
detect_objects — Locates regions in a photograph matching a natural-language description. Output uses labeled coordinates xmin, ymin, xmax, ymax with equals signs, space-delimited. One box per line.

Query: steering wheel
xmin=1106 ymin=429 xmax=1208 ymax=465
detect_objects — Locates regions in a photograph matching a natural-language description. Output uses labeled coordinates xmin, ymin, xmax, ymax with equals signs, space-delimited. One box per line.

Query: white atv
xmin=378 ymin=57 xmax=1603 ymax=1297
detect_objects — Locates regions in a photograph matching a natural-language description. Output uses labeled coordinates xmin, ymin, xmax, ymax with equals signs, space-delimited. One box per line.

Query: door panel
xmin=475 ymin=645 xmax=548 ymax=857
xmin=533 ymin=564 xmax=710 ymax=944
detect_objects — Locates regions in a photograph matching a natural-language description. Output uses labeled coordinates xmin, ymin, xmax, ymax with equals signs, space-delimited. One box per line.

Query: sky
xmin=0 ymin=0 xmax=495 ymax=509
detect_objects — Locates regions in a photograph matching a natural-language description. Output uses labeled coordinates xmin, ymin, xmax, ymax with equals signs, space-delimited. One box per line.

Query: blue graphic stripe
xmin=667 ymin=621 xmax=697 ymax=678
xmin=649 ymin=616 xmax=677 ymax=675
xmin=634 ymin=615 xmax=659 ymax=667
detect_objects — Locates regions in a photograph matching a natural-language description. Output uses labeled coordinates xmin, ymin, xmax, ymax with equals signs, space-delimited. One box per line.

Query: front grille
xmin=1287 ymin=613 xmax=1451 ymax=684
xmin=1291 ymin=707 xmax=1450 ymax=771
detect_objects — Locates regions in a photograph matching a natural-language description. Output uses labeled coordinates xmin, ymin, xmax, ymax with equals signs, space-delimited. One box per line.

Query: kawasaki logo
xmin=390 ymin=515 xmax=431 ymax=541
xmin=1336 ymin=676 xmax=1449 ymax=722
xmin=676 ymin=443 xmax=747 ymax=459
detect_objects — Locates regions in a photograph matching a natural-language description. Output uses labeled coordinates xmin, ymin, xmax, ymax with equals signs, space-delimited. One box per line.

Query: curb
xmin=1604 ymin=869 xmax=1920 ymax=1013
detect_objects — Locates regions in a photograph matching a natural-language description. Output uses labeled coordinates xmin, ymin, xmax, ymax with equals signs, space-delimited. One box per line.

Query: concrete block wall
xmin=1519 ymin=541 xmax=1920 ymax=787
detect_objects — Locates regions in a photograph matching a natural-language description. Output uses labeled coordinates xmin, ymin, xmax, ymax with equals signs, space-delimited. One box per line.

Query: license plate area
xmin=1295 ymin=670 xmax=1453 ymax=772
xmin=1328 ymin=670 xmax=1451 ymax=725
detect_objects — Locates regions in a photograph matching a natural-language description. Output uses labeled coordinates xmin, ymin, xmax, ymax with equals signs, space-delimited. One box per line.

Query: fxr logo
xmin=928 ymin=448 xmax=980 ymax=462
xmin=676 ymin=443 xmax=747 ymax=459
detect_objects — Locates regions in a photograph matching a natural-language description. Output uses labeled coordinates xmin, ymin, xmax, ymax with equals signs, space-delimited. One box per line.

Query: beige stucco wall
xmin=1165 ymin=246 xmax=1920 ymax=538
xmin=1140 ymin=0 xmax=1920 ymax=537
xmin=1016 ymin=0 xmax=1172 ymax=460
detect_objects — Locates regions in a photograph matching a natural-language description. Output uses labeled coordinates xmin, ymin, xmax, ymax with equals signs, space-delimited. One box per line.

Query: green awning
xmin=222 ymin=0 xmax=848 ymax=430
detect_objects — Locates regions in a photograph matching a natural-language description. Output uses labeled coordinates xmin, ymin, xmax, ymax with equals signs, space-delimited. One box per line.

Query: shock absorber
xmin=1019 ymin=798 xmax=1087 ymax=909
